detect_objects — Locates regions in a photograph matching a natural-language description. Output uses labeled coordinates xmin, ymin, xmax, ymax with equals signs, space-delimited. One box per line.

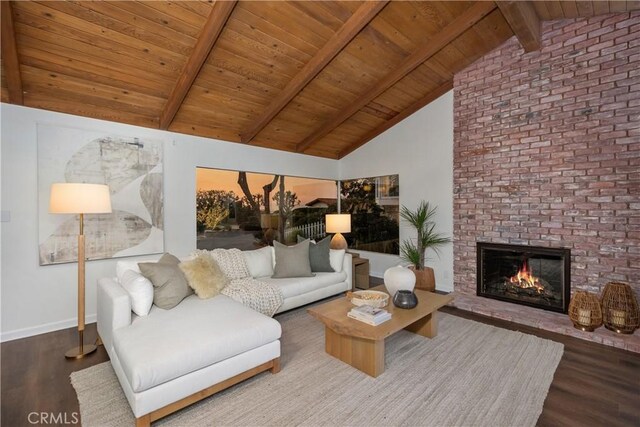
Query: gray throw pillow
xmin=297 ymin=235 xmax=334 ymax=272
xmin=138 ymin=253 xmax=193 ymax=310
xmin=272 ymin=239 xmax=314 ymax=278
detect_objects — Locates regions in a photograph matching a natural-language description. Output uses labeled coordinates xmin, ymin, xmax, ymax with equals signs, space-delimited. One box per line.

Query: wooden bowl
xmin=347 ymin=290 xmax=390 ymax=308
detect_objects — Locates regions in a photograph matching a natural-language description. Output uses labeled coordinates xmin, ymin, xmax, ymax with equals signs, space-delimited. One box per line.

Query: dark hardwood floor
xmin=1 ymin=324 xmax=109 ymax=427
xmin=2 ymin=291 xmax=639 ymax=426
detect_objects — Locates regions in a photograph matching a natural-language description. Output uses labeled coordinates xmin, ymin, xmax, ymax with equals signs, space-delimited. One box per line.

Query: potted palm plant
xmin=400 ymin=201 xmax=451 ymax=291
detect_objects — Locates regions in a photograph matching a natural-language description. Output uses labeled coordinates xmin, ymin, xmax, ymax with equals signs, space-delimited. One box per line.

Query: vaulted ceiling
xmin=1 ymin=1 xmax=638 ymax=159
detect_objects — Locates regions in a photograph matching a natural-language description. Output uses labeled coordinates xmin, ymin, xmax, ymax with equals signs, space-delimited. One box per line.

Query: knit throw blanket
xmin=195 ymin=249 xmax=283 ymax=317
xmin=222 ymin=278 xmax=283 ymax=317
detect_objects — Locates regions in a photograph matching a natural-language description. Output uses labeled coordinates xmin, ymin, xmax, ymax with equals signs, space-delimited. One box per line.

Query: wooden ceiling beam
xmin=239 ymin=1 xmax=389 ymax=144
xmin=158 ymin=0 xmax=236 ymax=130
xmin=496 ymin=1 xmax=541 ymax=52
xmin=1 ymin=1 xmax=24 ymax=104
xmin=338 ymin=80 xmax=453 ymax=159
xmin=296 ymin=1 xmax=496 ymax=153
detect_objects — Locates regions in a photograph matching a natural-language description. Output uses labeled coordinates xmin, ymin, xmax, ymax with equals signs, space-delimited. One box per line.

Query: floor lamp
xmin=49 ymin=183 xmax=112 ymax=359
xmin=326 ymin=214 xmax=351 ymax=250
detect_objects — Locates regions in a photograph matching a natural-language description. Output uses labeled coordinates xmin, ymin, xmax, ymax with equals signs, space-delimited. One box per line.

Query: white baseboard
xmin=1 ymin=314 xmax=97 ymax=343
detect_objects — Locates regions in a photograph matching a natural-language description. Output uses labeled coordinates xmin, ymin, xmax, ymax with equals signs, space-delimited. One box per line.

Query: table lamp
xmin=49 ymin=183 xmax=112 ymax=359
xmin=325 ymin=214 xmax=351 ymax=250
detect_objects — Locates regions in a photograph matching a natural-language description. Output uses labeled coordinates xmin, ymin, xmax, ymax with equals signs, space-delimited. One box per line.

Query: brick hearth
xmin=453 ymin=12 xmax=639 ymax=348
xmin=449 ymin=294 xmax=640 ymax=353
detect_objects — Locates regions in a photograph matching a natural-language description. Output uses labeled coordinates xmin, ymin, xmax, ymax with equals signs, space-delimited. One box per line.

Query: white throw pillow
xmin=330 ymin=249 xmax=346 ymax=273
xmin=243 ymin=246 xmax=274 ymax=278
xmin=116 ymin=260 xmax=141 ymax=283
xmin=120 ymin=270 xmax=154 ymax=316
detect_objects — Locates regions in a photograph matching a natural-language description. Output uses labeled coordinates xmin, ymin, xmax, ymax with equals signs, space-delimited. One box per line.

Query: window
xmin=196 ymin=168 xmax=337 ymax=250
xmin=340 ymin=175 xmax=400 ymax=255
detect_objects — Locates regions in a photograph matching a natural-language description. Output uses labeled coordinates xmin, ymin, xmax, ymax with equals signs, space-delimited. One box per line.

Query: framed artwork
xmin=37 ymin=124 xmax=164 ymax=265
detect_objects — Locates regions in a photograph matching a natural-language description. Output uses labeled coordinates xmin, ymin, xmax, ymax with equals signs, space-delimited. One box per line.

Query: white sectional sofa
xmin=97 ymin=248 xmax=352 ymax=426
xmin=252 ymin=246 xmax=353 ymax=313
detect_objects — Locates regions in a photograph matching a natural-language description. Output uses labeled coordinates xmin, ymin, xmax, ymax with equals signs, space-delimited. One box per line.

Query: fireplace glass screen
xmin=477 ymin=243 xmax=570 ymax=313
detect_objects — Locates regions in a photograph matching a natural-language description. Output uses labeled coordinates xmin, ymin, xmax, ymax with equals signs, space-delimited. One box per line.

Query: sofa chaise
xmin=97 ymin=247 xmax=352 ymax=426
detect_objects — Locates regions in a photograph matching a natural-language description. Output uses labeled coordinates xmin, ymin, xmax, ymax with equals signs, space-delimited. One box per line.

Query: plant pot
xmin=410 ymin=266 xmax=435 ymax=292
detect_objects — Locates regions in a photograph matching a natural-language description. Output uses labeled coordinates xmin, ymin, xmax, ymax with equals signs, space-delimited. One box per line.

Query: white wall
xmin=339 ymin=91 xmax=454 ymax=291
xmin=0 ymin=104 xmax=338 ymax=341
xmin=1 ymin=91 xmax=453 ymax=340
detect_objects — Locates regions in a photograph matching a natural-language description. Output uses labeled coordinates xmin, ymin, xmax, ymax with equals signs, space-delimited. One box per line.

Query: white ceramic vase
xmin=384 ymin=265 xmax=416 ymax=297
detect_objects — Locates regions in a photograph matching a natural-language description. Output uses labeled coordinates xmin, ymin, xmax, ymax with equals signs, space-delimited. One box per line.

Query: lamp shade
xmin=49 ymin=183 xmax=112 ymax=214
xmin=325 ymin=214 xmax=351 ymax=233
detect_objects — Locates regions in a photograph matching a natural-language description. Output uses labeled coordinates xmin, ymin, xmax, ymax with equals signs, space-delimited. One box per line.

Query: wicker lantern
xmin=568 ymin=291 xmax=602 ymax=332
xmin=601 ymin=282 xmax=639 ymax=334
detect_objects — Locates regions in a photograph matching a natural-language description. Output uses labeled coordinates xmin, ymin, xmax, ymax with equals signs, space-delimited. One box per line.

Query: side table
xmin=351 ymin=256 xmax=370 ymax=290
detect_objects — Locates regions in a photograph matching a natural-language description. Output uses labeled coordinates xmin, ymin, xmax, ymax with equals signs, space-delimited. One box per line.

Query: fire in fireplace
xmin=508 ymin=260 xmax=548 ymax=293
xmin=477 ymin=242 xmax=570 ymax=313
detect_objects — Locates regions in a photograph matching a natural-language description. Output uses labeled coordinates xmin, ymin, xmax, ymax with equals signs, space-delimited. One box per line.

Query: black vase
xmin=393 ymin=290 xmax=418 ymax=309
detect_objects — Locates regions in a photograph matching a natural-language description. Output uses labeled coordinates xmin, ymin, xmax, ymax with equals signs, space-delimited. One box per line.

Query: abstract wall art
xmin=37 ymin=124 xmax=164 ymax=265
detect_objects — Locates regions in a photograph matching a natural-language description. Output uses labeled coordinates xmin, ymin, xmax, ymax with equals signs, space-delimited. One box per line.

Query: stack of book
xmin=348 ymin=305 xmax=392 ymax=326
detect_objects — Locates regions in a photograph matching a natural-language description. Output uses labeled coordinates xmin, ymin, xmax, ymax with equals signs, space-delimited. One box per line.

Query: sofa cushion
xmin=243 ymin=246 xmax=274 ymax=278
xmin=120 ymin=270 xmax=154 ymax=317
xmin=139 ymin=253 xmax=193 ymax=310
xmin=116 ymin=255 xmax=162 ymax=283
xmin=112 ymin=295 xmax=281 ymax=393
xmin=329 ymin=249 xmax=346 ymax=273
xmin=297 ymin=235 xmax=333 ymax=272
xmin=261 ymin=271 xmax=347 ymax=299
xmin=179 ymin=254 xmax=228 ymax=299
xmin=272 ymin=240 xmax=313 ymax=278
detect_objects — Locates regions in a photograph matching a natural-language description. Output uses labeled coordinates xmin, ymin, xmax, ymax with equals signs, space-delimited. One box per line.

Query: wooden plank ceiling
xmin=1 ymin=1 xmax=638 ymax=159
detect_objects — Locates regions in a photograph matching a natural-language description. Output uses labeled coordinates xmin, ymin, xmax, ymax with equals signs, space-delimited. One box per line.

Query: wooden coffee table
xmin=307 ymin=285 xmax=454 ymax=377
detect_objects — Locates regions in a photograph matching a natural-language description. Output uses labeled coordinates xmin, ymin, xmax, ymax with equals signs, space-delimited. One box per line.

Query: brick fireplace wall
xmin=453 ymin=13 xmax=639 ymax=304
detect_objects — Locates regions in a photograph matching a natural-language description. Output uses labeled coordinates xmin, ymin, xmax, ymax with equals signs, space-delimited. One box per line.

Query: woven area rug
xmin=71 ymin=309 xmax=563 ymax=426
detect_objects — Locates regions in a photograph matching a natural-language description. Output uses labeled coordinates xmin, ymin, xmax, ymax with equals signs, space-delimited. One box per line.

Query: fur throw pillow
xmin=179 ymin=254 xmax=229 ymax=299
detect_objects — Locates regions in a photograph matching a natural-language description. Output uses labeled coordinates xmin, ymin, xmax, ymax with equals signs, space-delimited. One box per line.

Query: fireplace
xmin=477 ymin=243 xmax=570 ymax=313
